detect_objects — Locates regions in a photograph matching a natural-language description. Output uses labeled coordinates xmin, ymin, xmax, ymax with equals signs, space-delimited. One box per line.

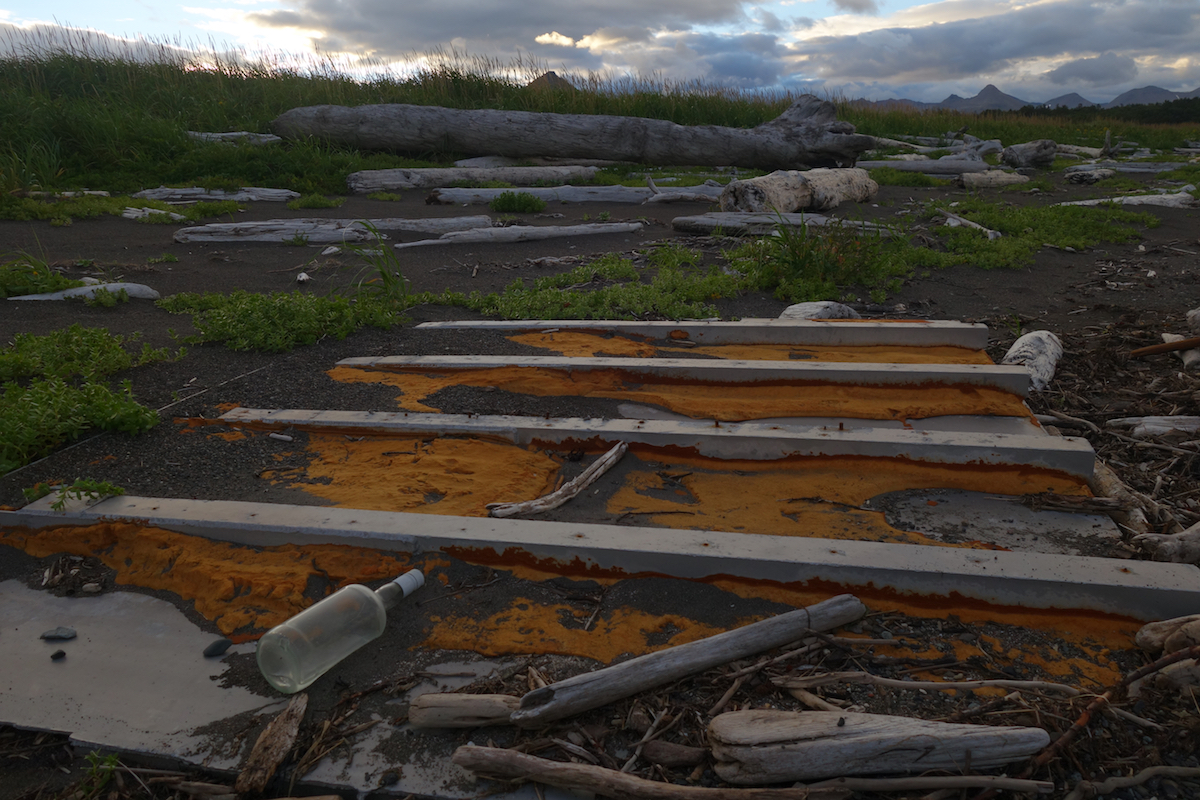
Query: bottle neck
xmin=373 ymin=569 xmax=425 ymax=609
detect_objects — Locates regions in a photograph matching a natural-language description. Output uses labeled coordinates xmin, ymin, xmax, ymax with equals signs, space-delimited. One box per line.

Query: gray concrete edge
xmin=5 ymin=498 xmax=1198 ymax=621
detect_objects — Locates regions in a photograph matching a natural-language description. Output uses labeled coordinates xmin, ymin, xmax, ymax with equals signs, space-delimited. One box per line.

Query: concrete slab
xmin=866 ymin=489 xmax=1123 ymax=555
xmin=415 ymin=319 xmax=991 ymax=349
xmin=0 ymin=579 xmax=271 ymax=766
xmin=219 ymin=409 xmax=1096 ymax=476
xmin=6 ymin=499 xmax=1198 ymax=620
xmin=338 ymin=355 xmax=1030 ymax=395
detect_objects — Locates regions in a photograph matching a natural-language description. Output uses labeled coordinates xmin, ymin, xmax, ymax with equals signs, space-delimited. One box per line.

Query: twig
xmin=1131 ymin=337 xmax=1200 ymax=357
xmin=1063 ymin=765 xmax=1200 ymax=800
xmin=809 ymin=775 xmax=1052 ymax=793
xmin=707 ymin=676 xmax=747 ymax=716
xmin=1042 ymin=408 xmax=1101 ymax=433
xmin=488 ymin=441 xmax=628 ymax=517
xmin=777 ymin=671 xmax=1080 ymax=696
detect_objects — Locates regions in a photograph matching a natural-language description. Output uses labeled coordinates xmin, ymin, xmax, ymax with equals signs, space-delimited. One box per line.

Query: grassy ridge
xmin=1 ymin=31 xmax=1197 ymax=195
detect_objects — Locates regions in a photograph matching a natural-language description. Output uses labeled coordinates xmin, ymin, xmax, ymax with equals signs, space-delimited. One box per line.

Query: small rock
xmin=50 ymin=650 xmax=66 ymax=661
xmin=80 ymin=583 xmax=103 ymax=594
xmin=880 ymin=630 xmax=893 ymax=640
xmin=40 ymin=626 xmax=77 ymax=641
xmin=203 ymin=638 xmax=233 ymax=658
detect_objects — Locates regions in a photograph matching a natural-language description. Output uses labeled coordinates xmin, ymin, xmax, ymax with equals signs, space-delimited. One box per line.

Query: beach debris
xmin=7 ymin=282 xmax=160 ymax=301
xmin=409 ymin=693 xmax=521 ymax=728
xmin=40 ymin=626 xmax=77 ymax=641
xmin=174 ymin=216 xmax=492 ymax=243
xmin=295 ymin=272 xmax=311 ymax=284
xmin=938 ymin=208 xmax=1003 ymax=239
xmin=958 ymin=171 xmax=1030 ymax=189
xmin=1002 ymin=330 xmax=1063 ymax=390
xmin=50 ymin=650 xmax=66 ymax=661
xmin=1055 ymin=186 xmax=1197 ymax=209
xmin=348 ymin=165 xmax=598 ymax=192
xmin=709 ymin=709 xmax=1049 ymax=782
xmin=393 ymin=222 xmax=644 ymax=249
xmin=1065 ymin=168 xmax=1116 ymax=184
xmin=488 ymin=441 xmax=627 ymax=518
xmin=272 ymin=95 xmax=876 ymax=170
xmin=235 ymin=693 xmax=308 ymax=794
xmin=778 ymin=301 xmax=861 ymax=320
xmin=427 ymin=184 xmax=712 ymax=205
xmin=1001 ymin=139 xmax=1057 ymax=169
xmin=1135 ymin=519 xmax=1200 ymax=564
xmin=719 ymin=168 xmax=878 ymax=213
xmin=671 ymin=212 xmax=891 ymax=237
xmin=123 ymin=206 xmax=187 ymax=221
xmin=509 ymin=594 xmax=866 ymax=728
xmin=186 ymin=131 xmax=283 ymax=145
xmin=134 ymin=185 xmax=297 ymax=201
xmin=1108 ymin=415 xmax=1200 ymax=439
xmin=643 ymin=176 xmax=726 ymax=204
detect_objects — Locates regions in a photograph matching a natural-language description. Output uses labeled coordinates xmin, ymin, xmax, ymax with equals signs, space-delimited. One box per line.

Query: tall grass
xmin=1 ymin=27 xmax=1196 ymax=195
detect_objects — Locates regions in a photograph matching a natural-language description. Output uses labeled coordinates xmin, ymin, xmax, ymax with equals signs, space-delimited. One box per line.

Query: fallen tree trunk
xmin=452 ymin=745 xmax=851 ymax=799
xmin=709 ymin=709 xmax=1049 ymax=783
xmin=1055 ymin=189 xmax=1197 ymax=209
xmin=347 ymin=166 xmax=598 ymax=192
xmin=393 ymin=222 xmax=643 ymax=250
xmin=427 ymin=184 xmax=722 ymax=205
xmin=1001 ymin=139 xmax=1057 ymax=169
xmin=272 ymin=96 xmax=875 ymax=169
xmin=856 ymin=160 xmax=992 ymax=175
xmin=1134 ymin=522 xmax=1200 ymax=564
xmin=1064 ymin=162 xmax=1189 ymax=175
xmin=133 ymin=186 xmax=299 ymax=202
xmin=187 ymin=131 xmax=282 ymax=145
xmin=719 ymin=168 xmax=877 ymax=213
xmin=959 ymin=172 xmax=1030 ymax=189
xmin=174 ymin=216 xmax=493 ymax=243
xmin=509 ymin=594 xmax=865 ymax=728
xmin=672 ymin=212 xmax=891 ymax=237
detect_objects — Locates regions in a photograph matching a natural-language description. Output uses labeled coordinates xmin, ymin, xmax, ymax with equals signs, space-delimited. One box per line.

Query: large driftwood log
xmin=509 ymin=594 xmax=865 ymax=728
xmin=856 ymin=160 xmax=992 ymax=175
xmin=427 ymin=184 xmax=722 ymax=205
xmin=709 ymin=710 xmax=1049 ymax=783
xmin=453 ymin=745 xmax=851 ymax=799
xmin=1001 ymin=139 xmax=1057 ymax=169
xmin=133 ymin=186 xmax=298 ymax=202
xmin=1064 ymin=162 xmax=1189 ymax=175
xmin=1134 ymin=521 xmax=1200 ymax=564
xmin=393 ymin=222 xmax=643 ymax=250
xmin=719 ymin=169 xmax=877 ymax=213
xmin=1136 ymin=615 xmax=1200 ymax=652
xmin=958 ymin=172 xmax=1030 ymax=189
xmin=347 ymin=166 xmax=598 ymax=193
xmin=187 ymin=131 xmax=282 ymax=145
xmin=1002 ymin=330 xmax=1063 ymax=390
xmin=671 ymin=213 xmax=891 ymax=237
xmin=174 ymin=216 xmax=493 ymax=243
xmin=272 ymin=96 xmax=875 ymax=169
xmin=1055 ymin=189 xmax=1197 ymax=209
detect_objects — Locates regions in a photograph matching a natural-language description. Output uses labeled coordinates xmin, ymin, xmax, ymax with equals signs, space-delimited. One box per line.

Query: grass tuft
xmin=488 ymin=191 xmax=547 ymax=213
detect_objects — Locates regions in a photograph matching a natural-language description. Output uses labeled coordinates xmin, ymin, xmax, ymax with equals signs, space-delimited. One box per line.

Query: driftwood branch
xmin=938 ymin=209 xmax=1002 ymax=240
xmin=671 ymin=212 xmax=892 ymax=237
xmin=272 ymin=96 xmax=875 ymax=169
xmin=452 ymin=745 xmax=851 ymax=799
xmin=427 ymin=184 xmax=721 ymax=205
xmin=408 ymin=693 xmax=520 ymax=728
xmin=393 ymin=222 xmax=643 ymax=250
xmin=509 ymin=594 xmax=866 ymax=728
xmin=488 ymin=441 xmax=628 ymax=518
xmin=776 ymin=670 xmax=1080 ymax=696
xmin=348 ymin=166 xmax=598 ymax=192
xmin=174 ymin=216 xmax=493 ymax=243
xmin=234 ymin=693 xmax=307 ymax=794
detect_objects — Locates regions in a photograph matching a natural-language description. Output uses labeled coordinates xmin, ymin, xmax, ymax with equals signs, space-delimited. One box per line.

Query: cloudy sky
xmin=1 ymin=0 xmax=1197 ymax=102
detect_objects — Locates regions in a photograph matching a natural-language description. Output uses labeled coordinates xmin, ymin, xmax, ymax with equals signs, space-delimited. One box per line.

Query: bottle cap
xmin=392 ymin=568 xmax=425 ymax=597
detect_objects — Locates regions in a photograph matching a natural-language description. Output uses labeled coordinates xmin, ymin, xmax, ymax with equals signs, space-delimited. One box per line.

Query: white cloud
xmin=535 ymin=31 xmax=574 ymax=47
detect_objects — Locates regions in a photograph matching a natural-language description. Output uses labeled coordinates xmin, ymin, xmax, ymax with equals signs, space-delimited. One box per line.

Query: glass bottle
xmin=256 ymin=569 xmax=424 ymax=693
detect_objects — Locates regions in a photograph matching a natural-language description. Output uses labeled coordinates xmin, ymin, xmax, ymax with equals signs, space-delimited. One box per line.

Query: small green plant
xmin=343 ymin=222 xmax=413 ymax=307
xmin=598 ymin=211 xmax=611 ymax=222
xmin=0 ymin=252 xmax=85 ymax=297
xmin=366 ymin=191 xmax=403 ymax=201
xmin=488 ymin=191 xmax=547 ymax=213
xmin=287 ymin=194 xmax=345 ymax=210
xmin=868 ymin=167 xmax=950 ymax=188
xmin=84 ymin=287 xmax=130 ymax=307
xmin=0 ymin=324 xmax=177 ymax=381
xmin=22 ymin=482 xmax=53 ymax=502
xmin=49 ymin=479 xmax=126 ymax=510
xmin=148 ymin=252 xmax=179 ymax=264
xmin=74 ymin=750 xmax=120 ymax=798
xmin=284 ymin=232 xmax=310 ymax=246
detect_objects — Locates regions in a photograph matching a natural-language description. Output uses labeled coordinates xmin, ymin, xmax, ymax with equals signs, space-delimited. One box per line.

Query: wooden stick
xmin=1131 ymin=336 xmax=1200 ymax=357
xmin=489 ymin=441 xmax=628 ymax=518
xmin=937 ymin=209 xmax=1002 ymax=240
xmin=810 ymin=776 xmax=1052 ymax=794
xmin=452 ymin=745 xmax=851 ymax=799
xmin=509 ymin=595 xmax=866 ymax=728
xmin=235 ymin=693 xmax=307 ymax=794
xmin=777 ymin=670 xmax=1080 ymax=696
xmin=1063 ymin=766 xmax=1200 ymax=800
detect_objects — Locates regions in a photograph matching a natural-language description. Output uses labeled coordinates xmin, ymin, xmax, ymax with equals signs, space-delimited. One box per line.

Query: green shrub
xmin=488 ymin=191 xmax=547 ymax=213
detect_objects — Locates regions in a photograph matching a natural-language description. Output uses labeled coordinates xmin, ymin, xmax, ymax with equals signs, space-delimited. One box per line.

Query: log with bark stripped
xmin=671 ymin=212 xmax=892 ymax=237
xmin=427 ymin=184 xmax=722 ymax=205
xmin=347 ymin=166 xmax=599 ymax=192
xmin=719 ymin=168 xmax=877 ymax=213
xmin=392 ymin=222 xmax=643 ymax=250
xmin=174 ymin=216 xmax=493 ymax=243
xmin=709 ymin=709 xmax=1049 ymax=783
xmin=272 ymin=96 xmax=875 ymax=169
xmin=408 ymin=693 xmax=520 ymax=728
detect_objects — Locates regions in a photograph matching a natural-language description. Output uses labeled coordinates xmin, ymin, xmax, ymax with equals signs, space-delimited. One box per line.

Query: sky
xmin=1 ymin=0 xmax=1198 ymax=103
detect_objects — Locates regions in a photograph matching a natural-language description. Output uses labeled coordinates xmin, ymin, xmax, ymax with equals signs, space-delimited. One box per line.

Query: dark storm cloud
xmin=1046 ymin=52 xmax=1139 ymax=85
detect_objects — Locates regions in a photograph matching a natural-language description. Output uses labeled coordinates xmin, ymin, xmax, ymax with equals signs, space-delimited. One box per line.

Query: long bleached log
xmin=1064 ymin=162 xmax=1190 ymax=175
xmin=174 ymin=216 xmax=493 ymax=243
xmin=856 ymin=160 xmax=993 ymax=175
xmin=393 ymin=222 xmax=643 ymax=250
xmin=508 ymin=594 xmax=865 ymax=728
xmin=1055 ymin=189 xmax=1197 ymax=209
xmin=133 ymin=186 xmax=300 ymax=202
xmin=958 ymin=172 xmax=1031 ymax=189
xmin=1134 ymin=522 xmax=1200 ymax=565
xmin=408 ymin=694 xmax=520 ymax=728
xmin=488 ymin=441 xmax=627 ymax=518
xmin=452 ymin=745 xmax=852 ymax=799
xmin=347 ymin=166 xmax=599 ymax=192
xmin=719 ymin=168 xmax=877 ymax=213
xmin=187 ymin=131 xmax=282 ymax=145
xmin=709 ymin=710 xmax=1049 ymax=783
xmin=939 ymin=209 xmax=1003 ymax=241
xmin=272 ymin=96 xmax=875 ymax=170
xmin=671 ymin=212 xmax=892 ymax=237
xmin=427 ymin=184 xmax=722 ymax=205
xmin=644 ymin=177 xmax=725 ymax=204
xmin=1057 ymin=144 xmax=1103 ymax=157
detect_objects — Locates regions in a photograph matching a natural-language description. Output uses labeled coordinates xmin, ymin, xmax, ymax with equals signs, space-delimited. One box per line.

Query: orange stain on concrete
xmin=1 ymin=523 xmax=427 ymax=638
xmin=510 ymin=330 xmax=992 ymax=365
xmin=423 ymin=600 xmax=727 ymax=662
xmin=269 ymin=434 xmax=562 ymax=516
xmin=328 ymin=364 xmax=1030 ymax=422
xmin=606 ymin=453 xmax=1087 ymax=544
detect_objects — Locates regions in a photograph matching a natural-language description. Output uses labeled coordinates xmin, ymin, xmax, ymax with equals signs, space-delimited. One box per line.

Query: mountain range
xmin=855 ymin=83 xmax=1200 ymax=112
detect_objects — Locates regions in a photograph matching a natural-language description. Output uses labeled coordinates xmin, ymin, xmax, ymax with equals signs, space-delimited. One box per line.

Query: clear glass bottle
xmin=256 ymin=569 xmax=424 ymax=694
